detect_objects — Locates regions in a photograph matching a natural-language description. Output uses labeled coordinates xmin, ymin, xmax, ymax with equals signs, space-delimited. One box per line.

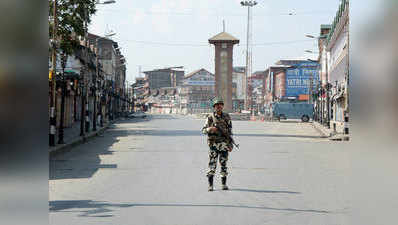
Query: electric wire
xmin=116 ymin=39 xmax=314 ymax=47
xmin=98 ymin=9 xmax=335 ymax=17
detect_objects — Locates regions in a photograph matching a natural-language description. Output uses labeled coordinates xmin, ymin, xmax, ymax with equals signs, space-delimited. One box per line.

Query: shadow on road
xmin=236 ymin=133 xmax=324 ymax=139
xmin=107 ymin=128 xmax=203 ymax=137
xmin=106 ymin=129 xmax=322 ymax=139
xmin=49 ymin=127 xmax=133 ymax=180
xmin=278 ymin=120 xmax=306 ymax=124
xmin=49 ymin=200 xmax=330 ymax=218
xmin=148 ymin=114 xmax=182 ymax=120
xmin=115 ymin=116 xmax=152 ymax=124
xmin=228 ymin=188 xmax=301 ymax=194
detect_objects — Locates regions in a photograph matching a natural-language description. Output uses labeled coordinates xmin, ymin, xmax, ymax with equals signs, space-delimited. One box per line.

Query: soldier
xmin=202 ymin=97 xmax=233 ymax=191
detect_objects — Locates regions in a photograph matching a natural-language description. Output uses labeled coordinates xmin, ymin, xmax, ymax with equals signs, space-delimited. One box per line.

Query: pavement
xmin=49 ymin=112 xmax=150 ymax=155
xmin=311 ymin=121 xmax=350 ymax=141
xmin=49 ymin=121 xmax=109 ymax=155
xmin=49 ymin=114 xmax=349 ymax=225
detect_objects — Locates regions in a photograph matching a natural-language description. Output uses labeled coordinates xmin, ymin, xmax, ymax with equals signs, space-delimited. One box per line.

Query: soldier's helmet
xmin=212 ymin=97 xmax=224 ymax=107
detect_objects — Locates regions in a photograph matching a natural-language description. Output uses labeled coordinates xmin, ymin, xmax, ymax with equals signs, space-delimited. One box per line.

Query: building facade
xmin=143 ymin=68 xmax=184 ymax=89
xmin=142 ymin=67 xmax=185 ymax=112
xmin=179 ymin=68 xmax=215 ymax=114
xmin=322 ymin=0 xmax=349 ymax=134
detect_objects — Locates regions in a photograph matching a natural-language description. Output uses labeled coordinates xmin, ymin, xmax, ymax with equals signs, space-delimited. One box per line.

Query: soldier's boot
xmin=208 ymin=175 xmax=214 ymax=191
xmin=221 ymin=177 xmax=229 ymax=190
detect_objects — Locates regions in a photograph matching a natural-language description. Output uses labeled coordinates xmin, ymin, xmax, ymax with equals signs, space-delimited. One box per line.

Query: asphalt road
xmin=50 ymin=114 xmax=349 ymax=225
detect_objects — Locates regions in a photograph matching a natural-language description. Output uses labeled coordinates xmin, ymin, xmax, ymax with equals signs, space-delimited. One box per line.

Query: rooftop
xmin=209 ymin=32 xmax=239 ymax=44
xmin=275 ymin=59 xmax=312 ymax=66
xmin=184 ymin=68 xmax=214 ymax=79
xmin=143 ymin=67 xmax=184 ymax=74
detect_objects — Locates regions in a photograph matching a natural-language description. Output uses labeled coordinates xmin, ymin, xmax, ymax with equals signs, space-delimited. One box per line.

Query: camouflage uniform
xmin=202 ymin=111 xmax=233 ymax=178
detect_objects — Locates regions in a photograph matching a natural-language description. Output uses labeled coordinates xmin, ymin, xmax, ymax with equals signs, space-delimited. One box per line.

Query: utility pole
xmin=96 ymin=38 xmax=103 ymax=128
xmin=84 ymin=10 xmax=90 ymax=133
xmin=326 ymin=51 xmax=330 ymax=128
xmin=93 ymin=39 xmax=99 ymax=131
xmin=49 ymin=0 xmax=58 ymax=146
xmin=58 ymin=53 xmax=67 ymax=144
xmin=344 ymin=4 xmax=350 ymax=136
xmin=308 ymin=75 xmax=313 ymax=104
xmin=80 ymin=9 xmax=89 ymax=136
xmin=80 ymin=66 xmax=85 ymax=136
xmin=126 ymin=81 xmax=128 ymax=112
xmin=246 ymin=5 xmax=250 ymax=111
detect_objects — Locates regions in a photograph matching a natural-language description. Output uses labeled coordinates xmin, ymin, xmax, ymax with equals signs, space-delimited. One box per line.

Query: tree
xmin=49 ymin=0 xmax=97 ymax=55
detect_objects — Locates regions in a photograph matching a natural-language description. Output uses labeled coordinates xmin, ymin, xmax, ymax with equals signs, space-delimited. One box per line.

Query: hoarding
xmin=285 ymin=63 xmax=319 ymax=97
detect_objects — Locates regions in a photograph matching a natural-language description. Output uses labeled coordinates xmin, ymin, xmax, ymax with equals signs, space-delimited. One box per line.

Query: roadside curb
xmin=329 ymin=133 xmax=350 ymax=141
xmin=49 ymin=114 xmax=151 ymax=156
xmin=311 ymin=122 xmax=331 ymax=138
xmin=311 ymin=121 xmax=350 ymax=141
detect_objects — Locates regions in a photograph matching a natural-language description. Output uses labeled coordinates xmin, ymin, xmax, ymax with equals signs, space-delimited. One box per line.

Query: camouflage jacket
xmin=202 ymin=112 xmax=233 ymax=147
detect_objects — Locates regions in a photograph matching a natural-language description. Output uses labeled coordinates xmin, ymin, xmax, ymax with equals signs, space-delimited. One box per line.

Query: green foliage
xmin=49 ymin=0 xmax=97 ymax=55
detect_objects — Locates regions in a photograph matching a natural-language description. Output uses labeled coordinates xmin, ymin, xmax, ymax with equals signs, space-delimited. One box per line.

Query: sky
xmin=89 ymin=0 xmax=341 ymax=83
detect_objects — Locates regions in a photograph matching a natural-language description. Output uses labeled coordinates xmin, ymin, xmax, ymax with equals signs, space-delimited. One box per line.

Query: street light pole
xmin=94 ymin=37 xmax=103 ymax=130
xmin=80 ymin=8 xmax=90 ymax=136
xmin=58 ymin=53 xmax=67 ymax=144
xmin=93 ymin=39 xmax=99 ymax=131
xmin=86 ymin=1 xmax=116 ymax=133
xmin=241 ymin=1 xmax=257 ymax=112
xmin=326 ymin=50 xmax=330 ymax=128
xmin=79 ymin=66 xmax=85 ymax=136
xmin=50 ymin=0 xmax=58 ymax=146
xmin=245 ymin=5 xmax=250 ymax=111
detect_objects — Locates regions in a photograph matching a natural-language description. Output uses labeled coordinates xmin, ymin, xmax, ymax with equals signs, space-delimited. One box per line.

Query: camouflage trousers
xmin=206 ymin=142 xmax=229 ymax=177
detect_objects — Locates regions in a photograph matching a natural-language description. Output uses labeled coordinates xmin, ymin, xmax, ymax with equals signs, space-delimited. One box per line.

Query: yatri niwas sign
xmin=285 ymin=63 xmax=319 ymax=97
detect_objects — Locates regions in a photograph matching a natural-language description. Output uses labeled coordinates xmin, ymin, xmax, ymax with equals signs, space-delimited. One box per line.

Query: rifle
xmin=214 ymin=123 xmax=240 ymax=150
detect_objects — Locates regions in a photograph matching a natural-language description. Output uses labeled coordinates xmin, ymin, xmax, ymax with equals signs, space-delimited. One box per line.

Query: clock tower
xmin=209 ymin=31 xmax=239 ymax=112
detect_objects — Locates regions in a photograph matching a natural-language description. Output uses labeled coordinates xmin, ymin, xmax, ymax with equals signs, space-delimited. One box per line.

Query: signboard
xmin=184 ymin=80 xmax=215 ymax=86
xmin=184 ymin=71 xmax=215 ymax=86
xmin=285 ymin=63 xmax=319 ymax=97
xmin=295 ymin=62 xmax=319 ymax=67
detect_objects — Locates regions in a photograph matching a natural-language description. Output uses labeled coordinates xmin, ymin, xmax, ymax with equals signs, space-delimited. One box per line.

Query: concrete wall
xmin=329 ymin=24 xmax=348 ymax=84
